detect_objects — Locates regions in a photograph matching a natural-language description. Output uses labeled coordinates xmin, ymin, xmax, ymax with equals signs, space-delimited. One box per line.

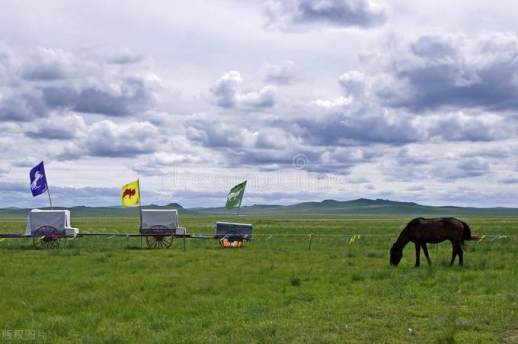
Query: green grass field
xmin=0 ymin=214 xmax=517 ymax=343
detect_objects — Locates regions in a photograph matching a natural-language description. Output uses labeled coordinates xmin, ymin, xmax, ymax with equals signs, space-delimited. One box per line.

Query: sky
xmin=1 ymin=0 xmax=518 ymax=208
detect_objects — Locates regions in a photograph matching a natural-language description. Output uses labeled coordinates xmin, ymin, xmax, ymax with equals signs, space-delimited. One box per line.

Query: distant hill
xmin=194 ymin=198 xmax=518 ymax=216
xmin=2 ymin=199 xmax=518 ymax=217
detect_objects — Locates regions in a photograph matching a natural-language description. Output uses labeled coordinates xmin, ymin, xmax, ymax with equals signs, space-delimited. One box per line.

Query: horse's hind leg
xmin=450 ymin=242 xmax=457 ymax=266
xmin=422 ymin=243 xmax=432 ymax=265
xmin=415 ymin=242 xmax=421 ymax=267
xmin=450 ymin=242 xmax=463 ymax=266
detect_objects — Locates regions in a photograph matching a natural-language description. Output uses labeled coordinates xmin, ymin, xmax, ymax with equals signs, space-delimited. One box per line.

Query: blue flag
xmin=29 ymin=161 xmax=48 ymax=197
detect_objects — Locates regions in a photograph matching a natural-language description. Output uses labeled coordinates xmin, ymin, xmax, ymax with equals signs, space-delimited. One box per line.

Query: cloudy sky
xmin=2 ymin=0 xmax=518 ymax=208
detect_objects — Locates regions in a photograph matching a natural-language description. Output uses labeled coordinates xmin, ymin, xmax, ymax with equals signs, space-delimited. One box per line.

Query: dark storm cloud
xmin=186 ymin=115 xmax=381 ymax=172
xmin=0 ymin=47 xmax=160 ymax=121
xmin=377 ymin=34 xmax=518 ymax=113
xmin=41 ymin=76 xmax=158 ymax=117
xmin=286 ymin=112 xmax=422 ymax=146
xmin=0 ymin=91 xmax=48 ymax=121
xmin=264 ymin=0 xmax=386 ymax=30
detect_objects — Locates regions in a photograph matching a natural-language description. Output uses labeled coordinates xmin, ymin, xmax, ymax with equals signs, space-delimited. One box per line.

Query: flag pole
xmin=137 ymin=179 xmax=142 ymax=230
xmin=44 ymin=161 xmax=53 ymax=208
xmin=237 ymin=181 xmax=246 ymax=217
xmin=47 ymin=188 xmax=53 ymax=209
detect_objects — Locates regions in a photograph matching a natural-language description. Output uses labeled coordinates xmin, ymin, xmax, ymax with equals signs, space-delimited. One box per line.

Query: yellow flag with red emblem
xmin=121 ymin=179 xmax=140 ymax=208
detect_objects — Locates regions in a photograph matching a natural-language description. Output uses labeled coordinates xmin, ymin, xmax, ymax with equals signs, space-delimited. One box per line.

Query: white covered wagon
xmin=25 ymin=209 xmax=79 ymax=248
xmin=140 ymin=209 xmax=187 ymax=248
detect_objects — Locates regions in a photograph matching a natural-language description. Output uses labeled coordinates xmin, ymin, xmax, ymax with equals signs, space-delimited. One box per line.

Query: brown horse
xmin=390 ymin=217 xmax=479 ymax=267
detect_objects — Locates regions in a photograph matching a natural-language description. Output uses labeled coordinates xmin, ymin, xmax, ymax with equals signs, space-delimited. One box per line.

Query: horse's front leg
xmin=457 ymin=243 xmax=463 ymax=266
xmin=414 ymin=242 xmax=421 ymax=267
xmin=422 ymin=243 xmax=432 ymax=265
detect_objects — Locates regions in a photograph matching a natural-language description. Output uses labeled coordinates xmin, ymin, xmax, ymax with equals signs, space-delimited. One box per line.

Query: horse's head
xmin=390 ymin=244 xmax=402 ymax=266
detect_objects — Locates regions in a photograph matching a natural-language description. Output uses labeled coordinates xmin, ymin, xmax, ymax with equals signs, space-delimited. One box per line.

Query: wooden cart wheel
xmin=145 ymin=225 xmax=173 ymax=249
xmin=146 ymin=235 xmax=173 ymax=249
xmin=33 ymin=226 xmax=61 ymax=249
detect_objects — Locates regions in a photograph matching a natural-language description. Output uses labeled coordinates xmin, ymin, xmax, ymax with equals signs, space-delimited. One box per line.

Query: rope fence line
xmin=0 ymin=232 xmax=516 ymax=239
xmin=0 ymin=232 xmax=516 ymax=251
xmin=189 ymin=233 xmax=517 ymax=240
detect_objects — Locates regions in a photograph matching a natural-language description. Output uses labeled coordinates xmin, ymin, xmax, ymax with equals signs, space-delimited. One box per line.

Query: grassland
xmin=0 ymin=214 xmax=517 ymax=343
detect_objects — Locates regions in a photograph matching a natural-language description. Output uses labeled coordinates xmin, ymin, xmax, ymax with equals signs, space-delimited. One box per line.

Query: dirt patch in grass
xmin=503 ymin=329 xmax=518 ymax=344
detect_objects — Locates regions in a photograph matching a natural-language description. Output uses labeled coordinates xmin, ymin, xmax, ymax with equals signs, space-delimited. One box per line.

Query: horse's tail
xmin=461 ymin=221 xmax=479 ymax=241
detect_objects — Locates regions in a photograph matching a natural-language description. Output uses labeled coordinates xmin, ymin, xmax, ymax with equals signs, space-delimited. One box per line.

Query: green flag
xmin=225 ymin=180 xmax=247 ymax=209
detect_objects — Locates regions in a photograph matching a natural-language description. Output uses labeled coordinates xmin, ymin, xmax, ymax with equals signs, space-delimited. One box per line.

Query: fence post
xmin=266 ymin=234 xmax=273 ymax=249
xmin=308 ymin=234 xmax=313 ymax=250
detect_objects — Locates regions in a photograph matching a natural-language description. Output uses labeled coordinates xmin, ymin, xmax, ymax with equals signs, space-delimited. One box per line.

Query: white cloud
xmin=263 ymin=61 xmax=298 ymax=85
xmin=82 ymin=120 xmax=161 ymax=157
xmin=26 ymin=113 xmax=87 ymax=140
xmin=20 ymin=48 xmax=74 ymax=80
xmin=0 ymin=163 xmax=10 ymax=177
xmin=211 ymin=71 xmax=276 ymax=110
xmin=338 ymin=70 xmax=367 ymax=98
xmin=311 ymin=96 xmax=352 ymax=108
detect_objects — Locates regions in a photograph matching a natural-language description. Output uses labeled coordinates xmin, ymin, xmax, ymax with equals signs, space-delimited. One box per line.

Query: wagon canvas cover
xmin=215 ymin=222 xmax=253 ymax=239
xmin=25 ymin=209 xmax=79 ymax=236
xmin=141 ymin=209 xmax=178 ymax=231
